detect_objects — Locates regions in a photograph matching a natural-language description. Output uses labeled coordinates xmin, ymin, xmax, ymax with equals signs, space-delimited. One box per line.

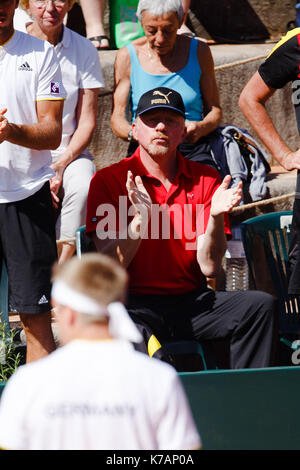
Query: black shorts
xmin=0 ymin=183 xmax=57 ymax=314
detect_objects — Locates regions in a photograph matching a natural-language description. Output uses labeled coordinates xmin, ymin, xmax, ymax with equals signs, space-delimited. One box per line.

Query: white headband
xmin=51 ymin=280 xmax=142 ymax=344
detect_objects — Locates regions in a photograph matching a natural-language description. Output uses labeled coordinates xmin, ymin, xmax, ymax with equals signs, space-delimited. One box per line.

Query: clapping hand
xmin=126 ymin=170 xmax=152 ymax=238
xmin=210 ymin=175 xmax=243 ymax=216
xmin=126 ymin=170 xmax=151 ymax=213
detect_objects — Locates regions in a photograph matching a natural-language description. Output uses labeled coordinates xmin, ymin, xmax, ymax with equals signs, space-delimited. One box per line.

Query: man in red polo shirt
xmin=86 ymin=87 xmax=278 ymax=369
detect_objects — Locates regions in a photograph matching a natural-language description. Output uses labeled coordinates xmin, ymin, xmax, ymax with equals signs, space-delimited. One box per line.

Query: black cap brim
xmin=137 ymin=104 xmax=185 ymax=118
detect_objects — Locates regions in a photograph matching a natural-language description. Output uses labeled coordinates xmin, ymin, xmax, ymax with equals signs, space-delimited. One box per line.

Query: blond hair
xmin=52 ymin=253 xmax=128 ymax=308
xmin=19 ymin=0 xmax=77 ymax=11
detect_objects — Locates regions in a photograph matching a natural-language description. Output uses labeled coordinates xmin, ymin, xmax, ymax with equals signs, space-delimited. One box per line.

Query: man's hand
xmin=49 ymin=161 xmax=65 ymax=209
xmin=126 ymin=170 xmax=152 ymax=239
xmin=197 ymin=175 xmax=241 ymax=276
xmin=50 ymin=161 xmax=65 ymax=194
xmin=210 ymin=175 xmax=243 ymax=216
xmin=0 ymin=109 xmax=10 ymax=143
xmin=184 ymin=121 xmax=204 ymax=144
xmin=282 ymin=149 xmax=300 ymax=171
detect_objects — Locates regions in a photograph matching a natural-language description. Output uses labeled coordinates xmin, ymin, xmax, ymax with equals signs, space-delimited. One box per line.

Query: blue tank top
xmin=128 ymin=38 xmax=203 ymax=122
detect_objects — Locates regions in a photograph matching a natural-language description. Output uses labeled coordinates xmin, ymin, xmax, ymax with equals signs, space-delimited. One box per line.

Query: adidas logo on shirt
xmin=38 ymin=295 xmax=48 ymax=305
xmin=18 ymin=61 xmax=33 ymax=71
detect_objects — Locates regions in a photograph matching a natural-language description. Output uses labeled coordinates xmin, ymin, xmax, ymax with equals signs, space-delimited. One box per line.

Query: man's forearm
xmin=5 ymin=121 xmax=62 ymax=150
xmin=239 ymin=99 xmax=290 ymax=166
xmin=239 ymin=73 xmax=292 ymax=166
xmin=197 ymin=213 xmax=227 ymax=277
xmin=93 ymin=213 xmax=149 ymax=268
xmin=93 ymin=234 xmax=142 ymax=268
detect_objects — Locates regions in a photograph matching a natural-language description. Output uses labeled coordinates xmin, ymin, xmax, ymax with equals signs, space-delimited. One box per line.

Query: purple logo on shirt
xmin=50 ymin=82 xmax=60 ymax=94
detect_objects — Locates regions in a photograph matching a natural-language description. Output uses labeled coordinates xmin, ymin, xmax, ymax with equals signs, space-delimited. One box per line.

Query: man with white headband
xmin=0 ymin=253 xmax=201 ymax=451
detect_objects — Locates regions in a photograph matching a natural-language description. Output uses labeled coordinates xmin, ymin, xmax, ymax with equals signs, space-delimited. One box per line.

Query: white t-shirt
xmin=14 ymin=8 xmax=105 ymax=162
xmin=0 ymin=340 xmax=201 ymax=450
xmin=0 ymin=29 xmax=66 ymax=202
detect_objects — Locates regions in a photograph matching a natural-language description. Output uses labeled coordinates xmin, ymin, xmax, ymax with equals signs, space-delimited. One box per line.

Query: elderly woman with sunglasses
xmin=14 ymin=0 xmax=104 ymax=263
xmin=111 ymin=0 xmax=221 ymax=164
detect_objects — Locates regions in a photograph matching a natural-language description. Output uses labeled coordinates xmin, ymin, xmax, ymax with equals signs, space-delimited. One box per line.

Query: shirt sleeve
xmin=156 ymin=369 xmax=202 ymax=451
xmin=78 ymin=38 xmax=105 ymax=90
xmin=36 ymin=43 xmax=66 ymax=101
xmin=259 ymin=29 xmax=300 ymax=89
xmin=85 ymin=170 xmax=126 ymax=236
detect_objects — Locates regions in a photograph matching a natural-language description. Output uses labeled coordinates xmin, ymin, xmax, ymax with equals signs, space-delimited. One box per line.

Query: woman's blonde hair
xmin=19 ymin=0 xmax=77 ymax=11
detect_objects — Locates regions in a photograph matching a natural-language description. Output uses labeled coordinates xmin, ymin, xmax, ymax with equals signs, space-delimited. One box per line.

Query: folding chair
xmin=160 ymin=339 xmax=219 ymax=371
xmin=240 ymin=211 xmax=300 ymax=349
xmin=75 ymin=225 xmax=96 ymax=259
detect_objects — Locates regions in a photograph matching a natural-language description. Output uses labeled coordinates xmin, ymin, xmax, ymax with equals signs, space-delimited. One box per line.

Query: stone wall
xmin=76 ymin=0 xmax=297 ymax=43
xmin=89 ymin=50 xmax=128 ymax=170
xmin=100 ymin=0 xmax=297 ymax=42
xmin=189 ymin=0 xmax=297 ymax=42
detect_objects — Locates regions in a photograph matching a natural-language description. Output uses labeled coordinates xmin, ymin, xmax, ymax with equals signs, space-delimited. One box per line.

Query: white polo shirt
xmin=14 ymin=9 xmax=105 ymax=162
xmin=52 ymin=26 xmax=104 ymax=161
xmin=0 ymin=340 xmax=201 ymax=450
xmin=0 ymin=29 xmax=66 ymax=203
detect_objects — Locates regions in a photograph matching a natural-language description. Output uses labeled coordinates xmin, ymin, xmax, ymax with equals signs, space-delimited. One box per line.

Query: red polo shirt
xmin=86 ymin=148 xmax=231 ymax=295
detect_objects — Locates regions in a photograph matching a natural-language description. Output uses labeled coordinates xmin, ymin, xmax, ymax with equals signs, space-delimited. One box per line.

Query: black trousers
xmin=126 ymin=288 xmax=278 ymax=369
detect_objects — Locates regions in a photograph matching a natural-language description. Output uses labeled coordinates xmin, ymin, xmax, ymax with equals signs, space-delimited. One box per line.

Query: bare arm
xmin=239 ymin=71 xmax=300 ymax=170
xmin=110 ymin=47 xmax=132 ymax=140
xmin=185 ymin=42 xmax=222 ymax=143
xmin=0 ymin=100 xmax=64 ymax=150
xmin=197 ymin=176 xmax=242 ymax=277
xmin=93 ymin=171 xmax=151 ymax=268
xmin=50 ymin=88 xmax=99 ymax=196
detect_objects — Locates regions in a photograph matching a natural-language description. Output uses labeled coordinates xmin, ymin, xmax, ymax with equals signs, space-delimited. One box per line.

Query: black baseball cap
xmin=136 ymin=87 xmax=186 ymax=118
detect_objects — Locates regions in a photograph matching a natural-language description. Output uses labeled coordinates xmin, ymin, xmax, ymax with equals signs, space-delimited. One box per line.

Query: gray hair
xmin=136 ymin=0 xmax=184 ymax=23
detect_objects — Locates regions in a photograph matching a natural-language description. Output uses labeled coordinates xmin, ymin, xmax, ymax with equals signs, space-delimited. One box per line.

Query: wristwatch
xmin=127 ymin=129 xmax=133 ymax=142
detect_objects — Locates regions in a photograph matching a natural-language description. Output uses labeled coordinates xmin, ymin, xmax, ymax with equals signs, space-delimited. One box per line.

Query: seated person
xmin=80 ymin=0 xmax=109 ymax=50
xmin=86 ymin=87 xmax=278 ymax=369
xmin=0 ymin=253 xmax=201 ymax=450
xmin=15 ymin=0 xmax=104 ymax=263
xmin=110 ymin=0 xmax=221 ymax=167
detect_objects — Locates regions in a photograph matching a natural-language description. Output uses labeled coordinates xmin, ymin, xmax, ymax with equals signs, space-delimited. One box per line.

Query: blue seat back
xmin=75 ymin=225 xmax=96 ymax=259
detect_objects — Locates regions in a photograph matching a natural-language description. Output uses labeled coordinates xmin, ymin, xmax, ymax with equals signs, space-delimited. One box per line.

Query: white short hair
xmin=137 ymin=0 xmax=184 ymax=23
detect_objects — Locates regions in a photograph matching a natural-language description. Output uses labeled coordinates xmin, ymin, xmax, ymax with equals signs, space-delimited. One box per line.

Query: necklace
xmin=147 ymin=43 xmax=156 ymax=62
xmin=146 ymin=38 xmax=178 ymax=65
